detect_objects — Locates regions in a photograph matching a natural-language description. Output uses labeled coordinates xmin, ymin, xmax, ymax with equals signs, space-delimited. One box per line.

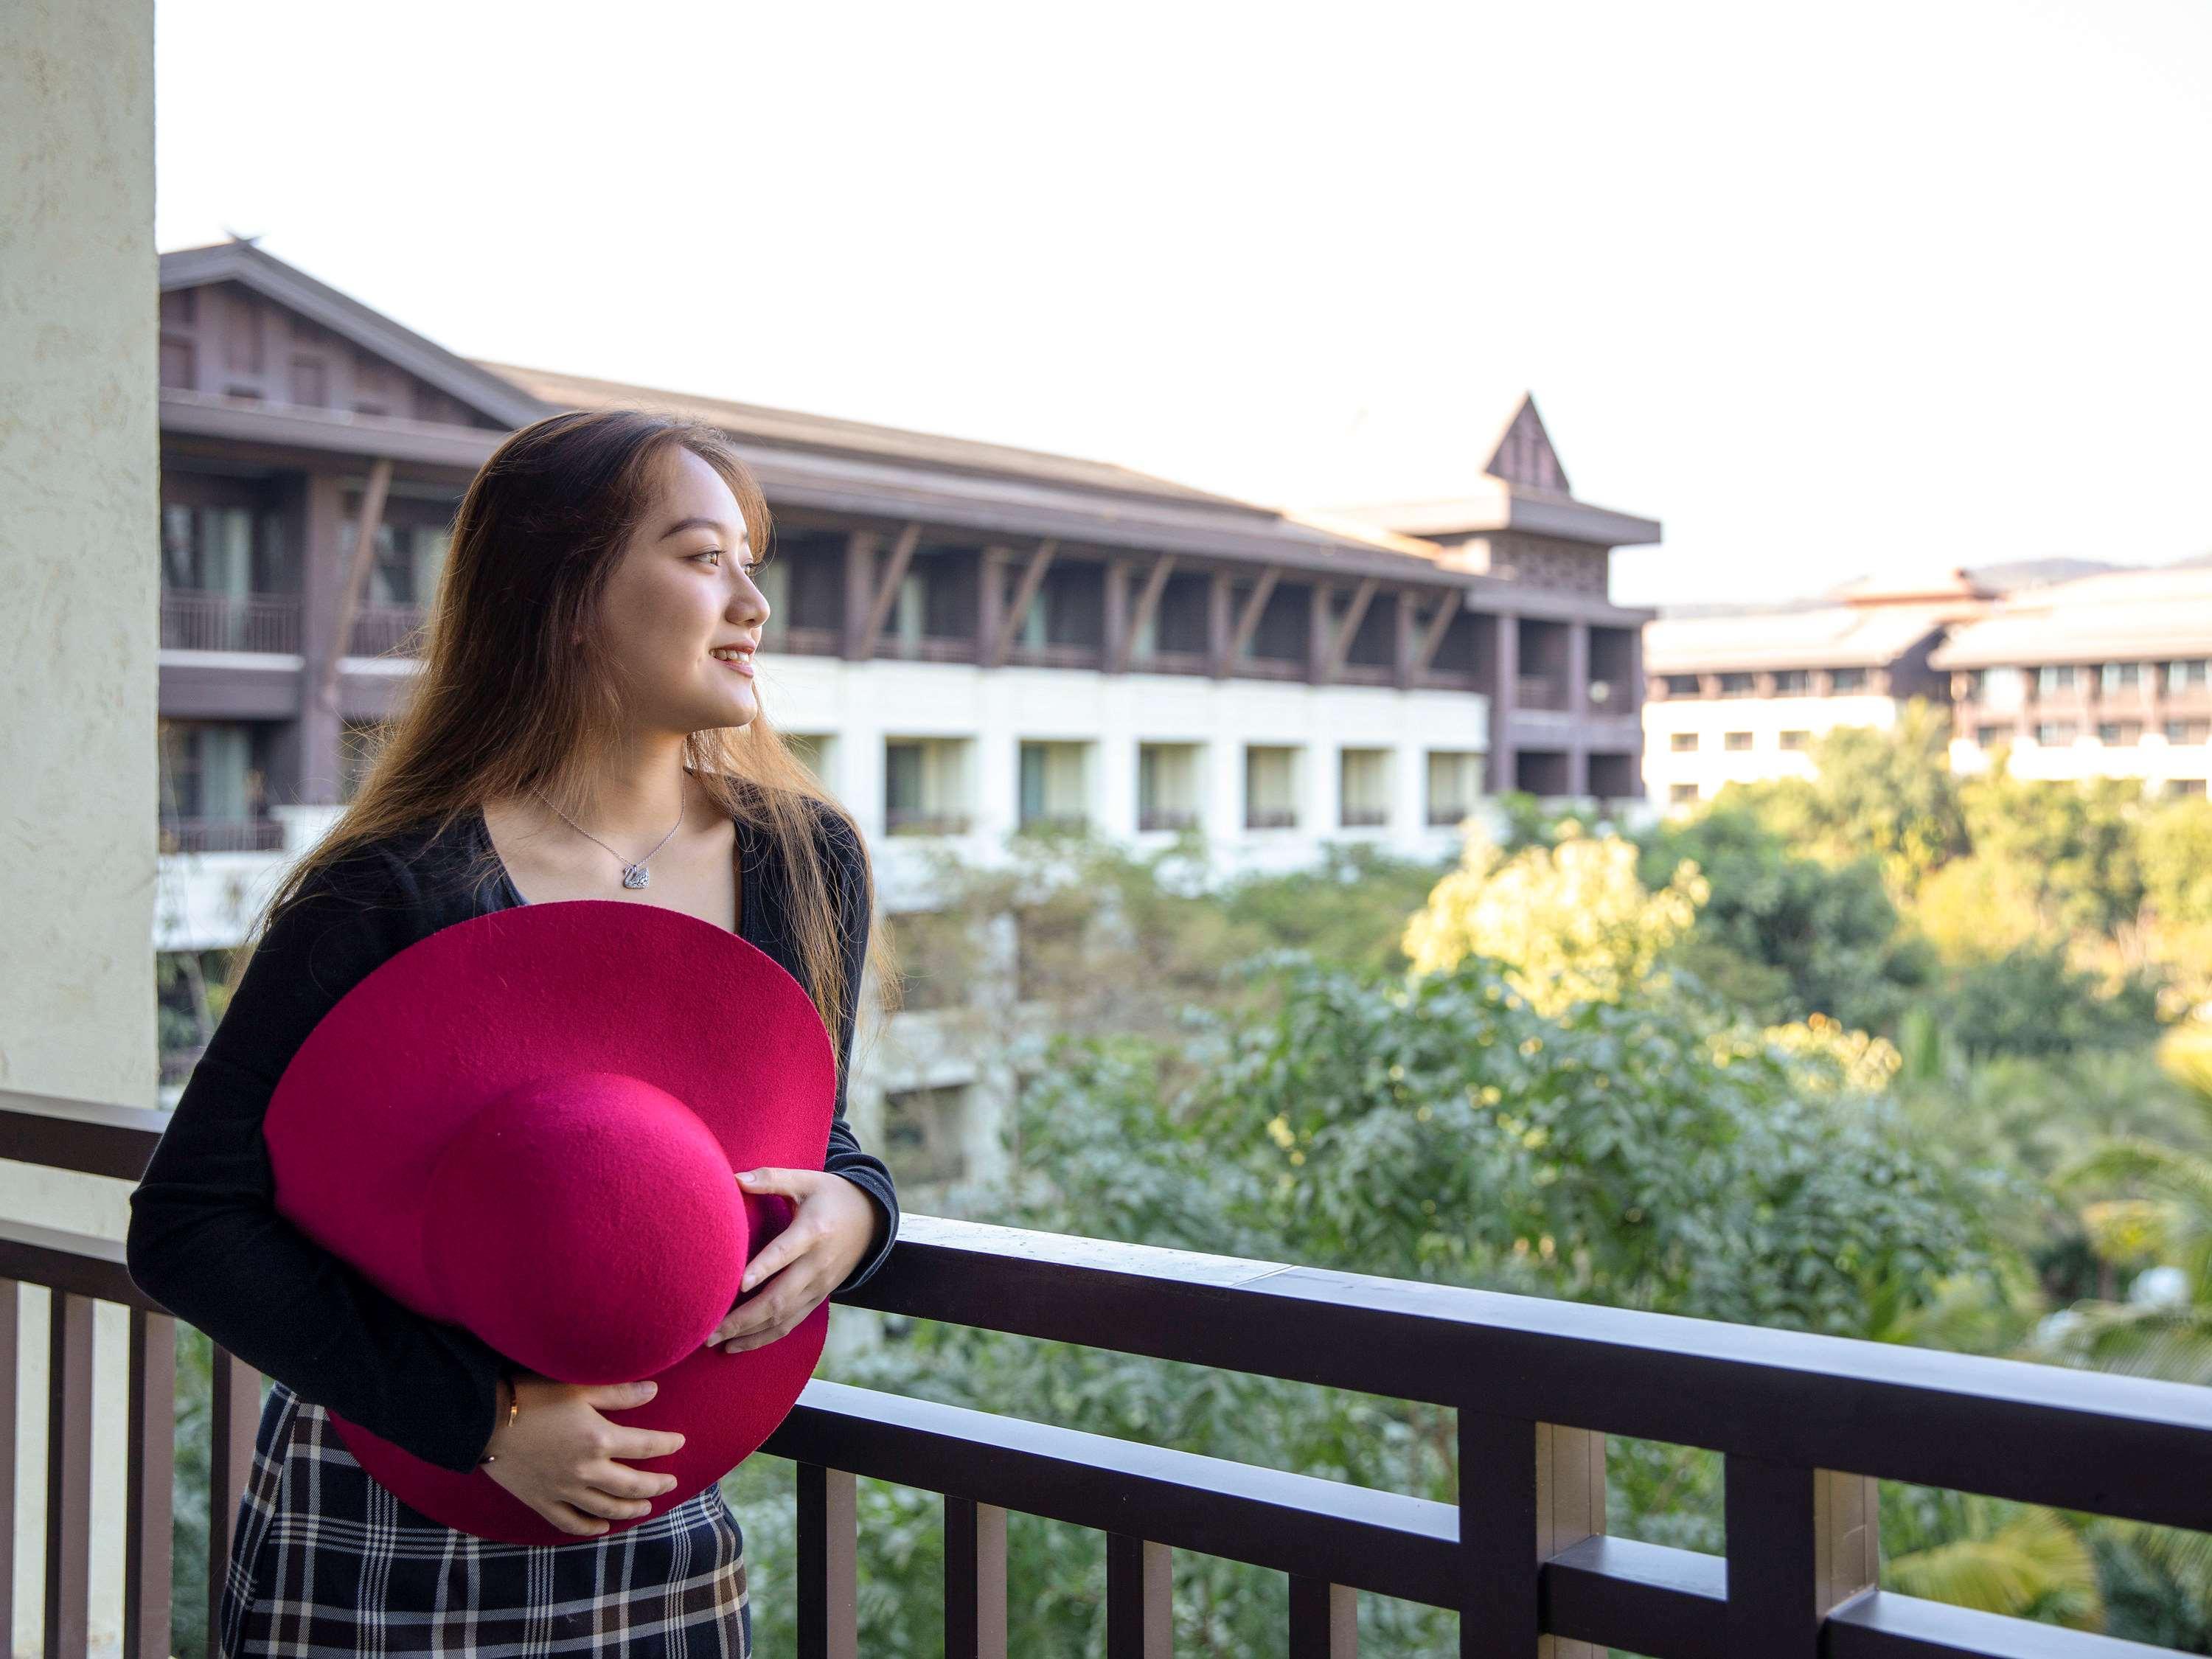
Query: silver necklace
xmin=530 ymin=786 xmax=686 ymax=889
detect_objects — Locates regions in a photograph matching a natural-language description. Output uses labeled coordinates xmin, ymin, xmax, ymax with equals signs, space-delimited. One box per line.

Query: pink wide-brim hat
xmin=262 ymin=897 xmax=836 ymax=1545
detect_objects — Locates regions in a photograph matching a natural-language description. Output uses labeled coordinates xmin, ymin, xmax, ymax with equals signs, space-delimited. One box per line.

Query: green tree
xmin=1961 ymin=769 xmax=2148 ymax=939
xmin=1635 ymin=804 xmax=1935 ymax=1032
xmin=1724 ymin=699 xmax=1967 ymax=893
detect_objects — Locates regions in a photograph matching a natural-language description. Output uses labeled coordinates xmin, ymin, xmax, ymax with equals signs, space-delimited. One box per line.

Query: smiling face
xmin=591 ymin=445 xmax=770 ymax=736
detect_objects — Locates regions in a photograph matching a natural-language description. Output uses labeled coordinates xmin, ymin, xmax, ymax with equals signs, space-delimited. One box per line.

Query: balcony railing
xmin=159 ymin=591 xmax=300 ymax=655
xmin=157 ymin=815 xmax=285 ymax=854
xmin=1136 ymin=807 xmax=1200 ymax=832
xmin=347 ymin=604 xmax=428 ymax=658
xmin=5 ymin=1087 xmax=2210 ymax=1659
xmin=1244 ymin=807 xmax=1298 ymax=830
xmin=1339 ymin=805 xmax=1388 ymax=828
xmin=1515 ymin=673 xmax=1569 ymax=711
xmin=885 ymin=808 xmax=973 ymax=837
xmin=1001 ymin=641 xmax=1104 ymax=671
xmin=874 ymin=635 xmax=978 ymax=665
xmin=762 ymin=623 xmax=842 ymax=658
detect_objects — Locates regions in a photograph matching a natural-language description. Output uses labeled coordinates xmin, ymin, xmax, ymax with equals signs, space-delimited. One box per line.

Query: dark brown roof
xmin=472 ymin=361 xmax=1265 ymax=515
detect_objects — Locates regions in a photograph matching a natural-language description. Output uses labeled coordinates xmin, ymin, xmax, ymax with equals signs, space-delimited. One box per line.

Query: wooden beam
xmin=989 ymin=539 xmax=1057 ymax=669
xmin=1225 ymin=567 xmax=1280 ymax=664
xmin=1322 ymin=577 xmax=1377 ymax=681
xmin=855 ymin=521 xmax=923 ymax=661
xmin=1119 ymin=554 xmax=1176 ymax=672
xmin=316 ymin=454 xmax=392 ymax=717
xmin=1413 ymin=588 xmax=1464 ymax=676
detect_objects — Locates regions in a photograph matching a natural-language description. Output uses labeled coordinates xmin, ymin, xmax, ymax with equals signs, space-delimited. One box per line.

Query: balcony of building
xmin=6 ymin=1085 xmax=2208 ymax=1659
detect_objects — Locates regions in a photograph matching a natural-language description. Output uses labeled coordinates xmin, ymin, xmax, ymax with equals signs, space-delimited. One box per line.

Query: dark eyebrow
xmin=657 ymin=515 xmax=748 ymax=543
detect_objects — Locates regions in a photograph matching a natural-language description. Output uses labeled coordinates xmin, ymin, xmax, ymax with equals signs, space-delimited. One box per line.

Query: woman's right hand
xmin=479 ymin=1374 xmax=688 ymax=1537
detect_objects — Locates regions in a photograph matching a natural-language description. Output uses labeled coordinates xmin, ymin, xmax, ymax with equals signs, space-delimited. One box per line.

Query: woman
xmin=125 ymin=408 xmax=902 ymax=1658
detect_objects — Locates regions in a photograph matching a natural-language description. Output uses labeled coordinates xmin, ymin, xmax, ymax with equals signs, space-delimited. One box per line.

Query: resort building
xmin=153 ymin=236 xmax=1663 ymax=1192
xmin=1931 ymin=562 xmax=2212 ymax=796
xmin=1641 ymin=570 xmax=1992 ymax=808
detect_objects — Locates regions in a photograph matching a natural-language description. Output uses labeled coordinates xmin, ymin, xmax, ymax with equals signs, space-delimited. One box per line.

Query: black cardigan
xmin=125 ymin=796 xmax=900 ymax=1472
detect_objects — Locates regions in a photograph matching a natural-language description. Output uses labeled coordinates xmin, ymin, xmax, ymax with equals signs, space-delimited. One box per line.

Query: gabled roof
xmin=1644 ymin=604 xmax=1956 ymax=675
xmin=1928 ymin=563 xmax=2212 ymax=669
xmin=473 ymin=360 xmax=1265 ymax=515
xmin=158 ymin=238 xmax=552 ymax=430
xmin=1309 ymin=392 xmax=1660 ymax=550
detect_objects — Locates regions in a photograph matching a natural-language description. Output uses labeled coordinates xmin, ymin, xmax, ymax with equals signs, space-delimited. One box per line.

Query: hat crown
xmin=422 ymin=1072 xmax=745 ymax=1384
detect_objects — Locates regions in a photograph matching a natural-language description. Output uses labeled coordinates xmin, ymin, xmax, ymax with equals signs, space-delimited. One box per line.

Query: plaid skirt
xmin=219 ymin=1379 xmax=751 ymax=1659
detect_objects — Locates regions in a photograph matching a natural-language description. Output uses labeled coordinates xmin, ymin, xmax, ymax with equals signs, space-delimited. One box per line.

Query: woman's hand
xmin=705 ymin=1169 xmax=883 ymax=1354
xmin=479 ymin=1374 xmax=688 ymax=1537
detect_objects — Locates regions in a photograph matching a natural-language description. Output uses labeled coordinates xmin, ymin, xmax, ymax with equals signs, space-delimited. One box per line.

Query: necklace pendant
xmin=621 ymin=864 xmax=650 ymax=889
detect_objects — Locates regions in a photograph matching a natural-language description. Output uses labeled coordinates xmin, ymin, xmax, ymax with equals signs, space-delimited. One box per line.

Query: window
xmin=1663 ymin=675 xmax=1702 ymax=697
xmin=1669 ymin=782 xmax=1700 ymax=804
xmin=1975 ymin=724 xmax=2008 ymax=747
xmin=2166 ymin=720 xmax=2211 ymax=745
xmin=1828 ymin=667 xmax=1868 ymax=693
xmin=2096 ymin=721 xmax=2142 ymax=746
xmin=2168 ymin=659 xmax=2210 ymax=690
xmin=1338 ymin=748 xmax=1391 ymax=828
xmin=1245 ymin=745 xmax=1299 ymax=830
xmin=1778 ymin=730 xmax=1811 ymax=750
xmin=884 ymin=737 xmax=972 ymax=835
xmin=1718 ymin=672 xmax=1755 ymax=698
xmin=1138 ymin=742 xmax=1204 ymax=832
xmin=1018 ymin=740 xmax=1089 ymax=831
xmin=1724 ymin=731 xmax=1753 ymax=751
xmin=2101 ymin=662 xmax=2143 ymax=694
xmin=2173 ymin=778 xmax=2208 ymax=798
xmin=2034 ymin=721 xmax=2079 ymax=745
xmin=1773 ymin=670 xmax=1809 ymax=695
xmin=1669 ymin=731 xmax=1699 ymax=752
xmin=1425 ymin=751 xmax=1483 ymax=826
xmin=2037 ymin=664 xmax=2079 ymax=696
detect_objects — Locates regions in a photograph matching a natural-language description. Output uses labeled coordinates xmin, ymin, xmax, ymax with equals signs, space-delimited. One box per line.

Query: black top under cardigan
xmin=125 ymin=793 xmax=899 ymax=1474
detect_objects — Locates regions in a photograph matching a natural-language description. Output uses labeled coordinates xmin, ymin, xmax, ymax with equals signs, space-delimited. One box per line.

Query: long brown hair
xmin=228 ymin=408 xmax=897 ymax=1089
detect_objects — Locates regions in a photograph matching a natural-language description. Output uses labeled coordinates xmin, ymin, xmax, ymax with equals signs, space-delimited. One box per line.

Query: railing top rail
xmin=846 ymin=1216 xmax=2212 ymax=1534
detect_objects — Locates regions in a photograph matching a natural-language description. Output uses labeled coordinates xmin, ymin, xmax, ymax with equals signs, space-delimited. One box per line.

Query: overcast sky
xmin=155 ymin=1 xmax=2212 ymax=610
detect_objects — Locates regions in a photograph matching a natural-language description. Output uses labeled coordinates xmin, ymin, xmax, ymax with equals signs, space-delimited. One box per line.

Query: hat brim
xmin=265 ymin=897 xmax=838 ymax=1544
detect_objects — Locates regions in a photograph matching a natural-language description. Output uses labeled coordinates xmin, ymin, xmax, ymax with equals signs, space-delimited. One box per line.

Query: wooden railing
xmin=158 ymin=591 xmax=300 ymax=655
xmin=4 ymin=1088 xmax=2210 ymax=1658
xmin=156 ymin=816 xmax=285 ymax=854
xmin=345 ymin=603 xmax=428 ymax=659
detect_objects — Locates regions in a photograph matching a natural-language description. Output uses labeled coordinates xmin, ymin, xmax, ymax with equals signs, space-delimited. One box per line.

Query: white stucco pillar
xmin=0 ymin=6 xmax=159 ymax=1657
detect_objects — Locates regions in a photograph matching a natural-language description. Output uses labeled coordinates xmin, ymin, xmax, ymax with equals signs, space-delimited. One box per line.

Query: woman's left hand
xmin=705 ymin=1169 xmax=883 ymax=1354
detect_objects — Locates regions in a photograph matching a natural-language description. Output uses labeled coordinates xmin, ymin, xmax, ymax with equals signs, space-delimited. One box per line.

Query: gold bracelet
xmin=477 ymin=1374 xmax=520 ymax=1466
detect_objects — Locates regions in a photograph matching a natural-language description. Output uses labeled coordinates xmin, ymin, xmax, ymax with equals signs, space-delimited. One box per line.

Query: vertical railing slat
xmin=1287 ymin=1575 xmax=1356 ymax=1658
xmin=1457 ymin=1409 xmax=1606 ymax=1658
xmin=1722 ymin=1455 xmax=1879 ymax=1655
xmin=205 ymin=1348 xmax=259 ymax=1659
xmin=1105 ymin=1533 xmax=1171 ymax=1658
xmin=0 ymin=1280 xmax=18 ymax=1659
xmin=124 ymin=1310 xmax=175 ymax=1659
xmin=943 ymin=1494 xmax=1006 ymax=1659
xmin=43 ymin=1290 xmax=94 ymax=1659
xmin=796 ymin=1462 xmax=857 ymax=1659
